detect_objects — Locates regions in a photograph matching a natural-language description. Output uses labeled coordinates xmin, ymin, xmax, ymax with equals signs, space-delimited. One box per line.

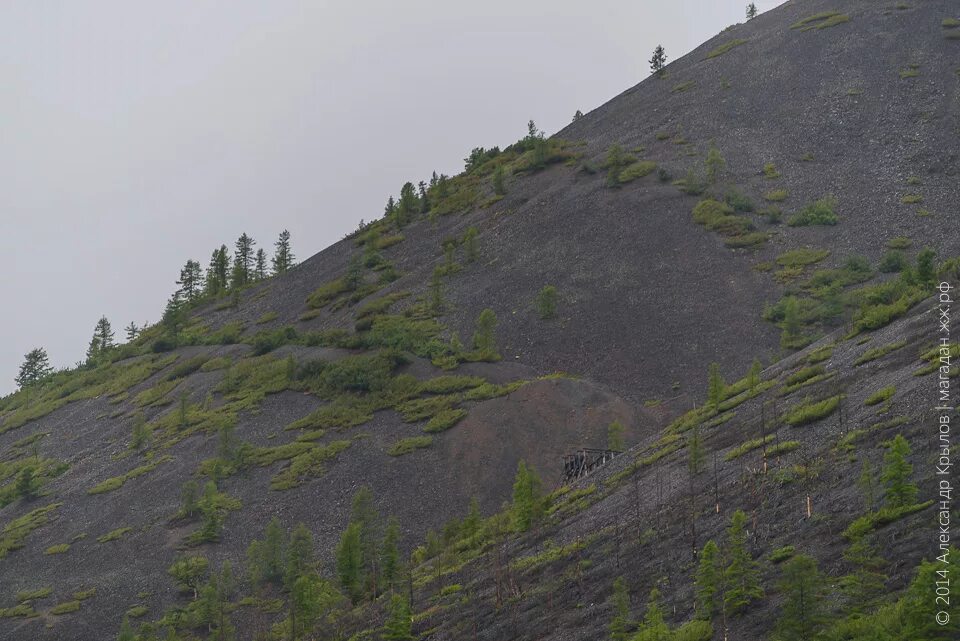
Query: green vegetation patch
xmin=616 ymin=160 xmax=658 ymax=184
xmin=96 ymin=527 xmax=132 ymax=543
xmin=791 ymin=11 xmax=850 ymax=31
xmin=0 ymin=502 xmax=61 ymax=560
xmin=807 ymin=344 xmax=835 ymax=364
xmin=423 ymin=408 xmax=468 ymax=433
xmin=788 ymin=196 xmax=839 ymax=226
xmin=764 ymin=189 xmax=789 ymax=202
xmin=16 ymin=587 xmax=52 ymax=602
xmin=43 ymin=543 xmax=70 ymax=555
xmin=49 ymin=600 xmax=81 ymax=615
xmin=705 ymin=39 xmax=749 ymax=59
xmin=843 ymin=501 xmax=933 ymax=540
xmin=255 ymin=439 xmax=352 ymax=490
xmin=777 ymin=248 xmax=830 ymax=268
xmin=88 ymin=455 xmax=172 ymax=495
xmin=769 ymin=545 xmax=796 ymax=563
xmin=783 ymin=396 xmax=841 ymax=427
xmin=692 ymin=199 xmax=754 ymax=236
xmin=388 ymin=436 xmax=433 ymax=456
xmin=865 ymin=386 xmax=895 ymax=406
xmin=855 ymin=340 xmax=907 ymax=366
xmin=724 ymin=434 xmax=775 ymax=461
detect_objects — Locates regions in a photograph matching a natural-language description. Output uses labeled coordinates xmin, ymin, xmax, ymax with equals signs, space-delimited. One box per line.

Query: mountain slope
xmin=1 ymin=0 xmax=959 ymax=639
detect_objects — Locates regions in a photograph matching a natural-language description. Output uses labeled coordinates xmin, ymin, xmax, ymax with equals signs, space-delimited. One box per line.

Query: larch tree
xmin=382 ymin=593 xmax=413 ymax=640
xmin=124 ymin=322 xmax=139 ymax=342
xmin=380 ymin=517 xmax=402 ymax=593
xmin=254 ymin=248 xmax=267 ymax=281
xmin=695 ymin=539 xmax=724 ymax=620
xmin=511 ymin=460 xmax=544 ymax=532
xmin=723 ymin=509 xmax=763 ymax=615
xmin=707 ymin=362 xmax=725 ymax=409
xmin=87 ymin=316 xmax=115 ymax=360
xmin=609 ymin=576 xmax=633 ymax=641
xmin=472 ymin=308 xmax=499 ymax=359
xmin=232 ymin=233 xmax=256 ymax=288
xmin=397 ymin=182 xmax=418 ymax=229
xmin=650 ymin=45 xmax=667 ymax=76
xmin=15 ymin=348 xmax=52 ymax=389
xmin=774 ymin=554 xmax=828 ymax=641
xmin=177 ymin=259 xmax=203 ymax=302
xmin=206 ymin=245 xmax=230 ymax=295
xmin=271 ymin=229 xmax=295 ymax=274
xmin=747 ymin=3 xmax=758 ymax=20
xmin=881 ymin=434 xmax=918 ymax=508
xmin=336 ymin=522 xmax=364 ymax=603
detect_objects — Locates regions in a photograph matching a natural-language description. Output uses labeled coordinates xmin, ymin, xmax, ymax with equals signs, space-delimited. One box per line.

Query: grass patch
xmin=126 ymin=605 xmax=149 ymax=618
xmin=782 ymin=396 xmax=841 ymax=427
xmin=50 ymin=600 xmax=81 ymax=615
xmin=725 ymin=434 xmax=775 ymax=461
xmin=900 ymin=193 xmax=923 ymax=204
xmin=807 ymin=345 xmax=834 ymax=364
xmin=617 ymin=160 xmax=658 ymax=184
xmin=776 ymin=248 xmax=830 ymax=267
xmin=73 ymin=588 xmax=96 ymax=601
xmin=16 ymin=587 xmax=52 ymax=602
xmin=764 ymin=189 xmax=789 ymax=202
xmin=260 ymin=440 xmax=351 ymax=491
xmin=855 ymin=340 xmax=906 ymax=366
xmin=865 ymin=386 xmax=895 ymax=406
xmin=255 ymin=312 xmax=279 ymax=325
xmin=0 ymin=503 xmax=61 ymax=559
xmin=88 ymin=455 xmax=171 ymax=495
xmin=388 ymin=436 xmax=433 ymax=456
xmin=843 ymin=501 xmax=933 ymax=540
xmin=899 ymin=68 xmax=920 ymax=79
xmin=944 ymin=18 xmax=960 ymax=28
xmin=791 ymin=12 xmax=850 ymax=31
xmin=423 ymin=408 xmax=468 ymax=433
xmin=692 ymin=199 xmax=754 ymax=236
xmin=44 ymin=543 xmax=70 ymax=555
xmin=96 ymin=527 xmax=132 ymax=543
xmin=724 ymin=232 xmax=768 ymax=249
xmin=705 ymin=39 xmax=749 ymax=60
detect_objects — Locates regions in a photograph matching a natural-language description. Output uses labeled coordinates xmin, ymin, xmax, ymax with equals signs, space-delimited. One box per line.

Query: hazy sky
xmin=0 ymin=0 xmax=785 ymax=395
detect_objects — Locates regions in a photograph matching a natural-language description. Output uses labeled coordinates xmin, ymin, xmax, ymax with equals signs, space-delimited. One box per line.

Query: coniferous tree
xmin=840 ymin=534 xmax=886 ymax=613
xmin=707 ymin=362 xmax=725 ymax=409
xmin=177 ymin=259 xmax=203 ymax=302
xmin=383 ymin=593 xmax=413 ymax=640
xmin=15 ymin=348 xmax=52 ymax=389
xmin=746 ymin=3 xmax=758 ymax=20
xmin=350 ymin=486 xmax=381 ymax=594
xmin=130 ymin=412 xmax=150 ymax=450
xmin=573 ymin=109 xmax=584 ymax=121
xmin=167 ymin=555 xmax=209 ymax=598
xmin=857 ymin=459 xmax=879 ymax=511
xmin=262 ymin=516 xmax=287 ymax=585
xmin=511 ymin=460 xmax=544 ymax=532
xmin=461 ymin=497 xmax=482 ymax=540
xmin=609 ymin=576 xmax=633 ymax=641
xmin=271 ymin=229 xmax=296 ymax=274
xmin=380 ymin=517 xmax=401 ymax=592
xmin=723 ymin=510 xmax=763 ymax=615
xmin=472 ymin=308 xmax=499 ymax=359
xmin=881 ymin=434 xmax=918 ymax=508
xmin=15 ymin=466 xmax=39 ymax=500
xmin=418 ymin=181 xmax=430 ymax=214
xmin=285 ymin=523 xmax=315 ymax=589
xmin=429 ymin=267 xmax=444 ymax=316
xmin=336 ymin=522 xmax=364 ymax=602
xmin=536 ymin=285 xmax=558 ymax=319
xmin=384 ymin=196 xmax=396 ymax=222
xmin=608 ymin=420 xmax=626 ymax=452
xmin=206 ymin=561 xmax=236 ymax=641
xmin=87 ymin=316 xmax=115 ymax=360
xmin=650 ymin=45 xmax=667 ymax=76
xmin=124 ymin=322 xmax=139 ymax=342
xmin=179 ymin=480 xmax=200 ymax=519
xmin=492 ymin=163 xmax=507 ymax=196
xmin=747 ymin=358 xmax=762 ymax=390
xmin=916 ymin=247 xmax=936 ymax=286
xmin=117 ymin=616 xmax=135 ymax=641
xmin=161 ymin=292 xmax=185 ymax=334
xmin=688 ymin=424 xmax=705 ymax=475
xmin=774 ymin=554 xmax=828 ymax=641
xmin=463 ymin=227 xmax=479 ymax=262
xmin=207 ymin=245 xmax=230 ymax=295
xmin=254 ymin=249 xmax=267 ymax=281
xmin=232 ymin=233 xmax=256 ymax=288
xmin=781 ymin=297 xmax=803 ymax=347
xmin=705 ymin=144 xmax=726 ymax=185
xmin=695 ymin=540 xmax=724 ymax=620
xmin=397 ymin=182 xmax=418 ymax=229
xmin=635 ymin=588 xmax=669 ymax=641
xmin=289 ymin=570 xmax=337 ymax=640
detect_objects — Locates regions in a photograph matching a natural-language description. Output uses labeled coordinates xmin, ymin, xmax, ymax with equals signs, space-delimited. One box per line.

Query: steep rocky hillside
xmin=1 ymin=0 xmax=958 ymax=639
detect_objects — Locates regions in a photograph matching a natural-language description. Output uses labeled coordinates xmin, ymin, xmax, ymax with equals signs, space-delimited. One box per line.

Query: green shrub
xmin=807 ymin=345 xmax=834 ymax=364
xmin=388 ymin=436 xmax=433 ymax=456
xmin=126 ymin=605 xmax=148 ymax=618
xmin=842 ymin=501 xmax=933 ymax=540
xmin=725 ymin=434 xmax=775 ymax=460
xmin=763 ymin=163 xmax=780 ymax=179
xmin=724 ymin=189 xmax=755 ymax=212
xmin=692 ymin=199 xmax=753 ymax=235
xmin=418 ymin=376 xmax=484 ymax=395
xmin=764 ymin=189 xmax=789 ymax=202
xmin=784 ymin=365 xmax=826 ymax=388
xmin=536 ymin=285 xmax=558 ymax=319
xmin=943 ymin=18 xmax=960 ymax=28
xmin=0 ymin=503 xmax=61 ymax=559
xmin=788 ymin=197 xmax=839 ymax=226
xmin=782 ymin=396 xmax=840 ymax=426
xmin=864 ymin=386 xmax=895 ymax=406
xmin=900 ymin=193 xmax=923 ymax=204
xmin=705 ymin=39 xmax=748 ymax=59
xmin=73 ymin=589 xmax=96 ymax=601
xmin=886 ymin=236 xmax=912 ymax=249
xmin=899 ymin=68 xmax=920 ymax=79
xmin=43 ymin=543 xmax=70 ymax=555
xmin=255 ymin=312 xmax=278 ymax=325
xmin=878 ymin=250 xmax=907 ymax=273
xmin=724 ymin=232 xmax=768 ymax=248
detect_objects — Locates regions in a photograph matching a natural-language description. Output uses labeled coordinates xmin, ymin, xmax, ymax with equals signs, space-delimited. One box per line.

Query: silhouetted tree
xmin=272 ymin=229 xmax=296 ymax=274
xmin=232 ymin=233 xmax=256 ymax=288
xmin=650 ymin=45 xmax=667 ymax=76
xmin=124 ymin=322 xmax=139 ymax=342
xmin=206 ymin=245 xmax=230 ymax=295
xmin=177 ymin=259 xmax=203 ymax=302
xmin=254 ymin=249 xmax=267 ymax=280
xmin=573 ymin=109 xmax=584 ymax=121
xmin=747 ymin=3 xmax=758 ymax=20
xmin=87 ymin=316 xmax=115 ymax=360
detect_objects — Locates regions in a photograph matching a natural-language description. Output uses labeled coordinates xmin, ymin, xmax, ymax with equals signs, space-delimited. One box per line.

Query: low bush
xmin=788 ymin=196 xmax=839 ymax=226
xmin=764 ymin=189 xmax=789 ymax=202
xmin=782 ymin=396 xmax=841 ymax=426
xmin=96 ymin=527 xmax=132 ymax=543
xmin=864 ymin=386 xmax=895 ymax=406
xmin=705 ymin=39 xmax=748 ymax=59
xmin=50 ymin=600 xmax=81 ymax=615
xmin=777 ymin=248 xmax=829 ymax=267
xmin=769 ymin=545 xmax=796 ymax=563
xmin=878 ymin=250 xmax=907 ymax=273
xmin=854 ymin=340 xmax=906 ymax=366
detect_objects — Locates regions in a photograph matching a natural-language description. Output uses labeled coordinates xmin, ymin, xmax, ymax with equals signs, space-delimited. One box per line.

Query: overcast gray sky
xmin=0 ymin=0 xmax=784 ymax=395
